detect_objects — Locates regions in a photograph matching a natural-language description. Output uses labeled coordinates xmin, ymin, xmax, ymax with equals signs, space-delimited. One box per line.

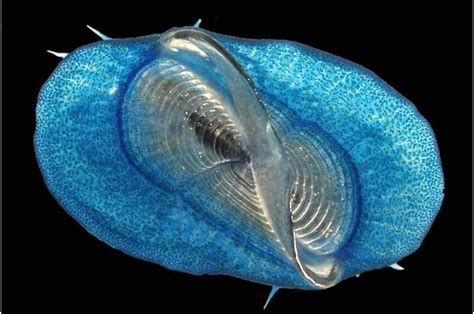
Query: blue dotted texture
xmin=35 ymin=31 xmax=444 ymax=289
xmin=214 ymin=33 xmax=444 ymax=277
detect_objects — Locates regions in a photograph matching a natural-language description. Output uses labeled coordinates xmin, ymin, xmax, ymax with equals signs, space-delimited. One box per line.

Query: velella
xmin=35 ymin=24 xmax=444 ymax=294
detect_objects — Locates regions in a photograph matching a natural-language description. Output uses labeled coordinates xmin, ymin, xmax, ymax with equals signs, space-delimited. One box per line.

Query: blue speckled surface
xmin=214 ymin=34 xmax=444 ymax=278
xmin=34 ymin=29 xmax=444 ymax=289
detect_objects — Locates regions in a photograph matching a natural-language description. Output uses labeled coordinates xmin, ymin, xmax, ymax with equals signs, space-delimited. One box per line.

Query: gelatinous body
xmin=35 ymin=27 xmax=444 ymax=290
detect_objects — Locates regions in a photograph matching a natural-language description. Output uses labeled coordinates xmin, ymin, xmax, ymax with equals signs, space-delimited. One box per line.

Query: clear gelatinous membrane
xmin=122 ymin=28 xmax=359 ymax=288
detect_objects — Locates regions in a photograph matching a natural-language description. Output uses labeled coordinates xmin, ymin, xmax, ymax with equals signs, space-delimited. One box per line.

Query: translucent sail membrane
xmin=285 ymin=135 xmax=358 ymax=284
xmin=122 ymin=28 xmax=296 ymax=260
xmin=122 ymin=28 xmax=359 ymax=288
xmin=266 ymin=104 xmax=360 ymax=287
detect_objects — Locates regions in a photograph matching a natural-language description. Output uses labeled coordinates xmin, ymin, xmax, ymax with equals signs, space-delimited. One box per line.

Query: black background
xmin=4 ymin=1 xmax=471 ymax=313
